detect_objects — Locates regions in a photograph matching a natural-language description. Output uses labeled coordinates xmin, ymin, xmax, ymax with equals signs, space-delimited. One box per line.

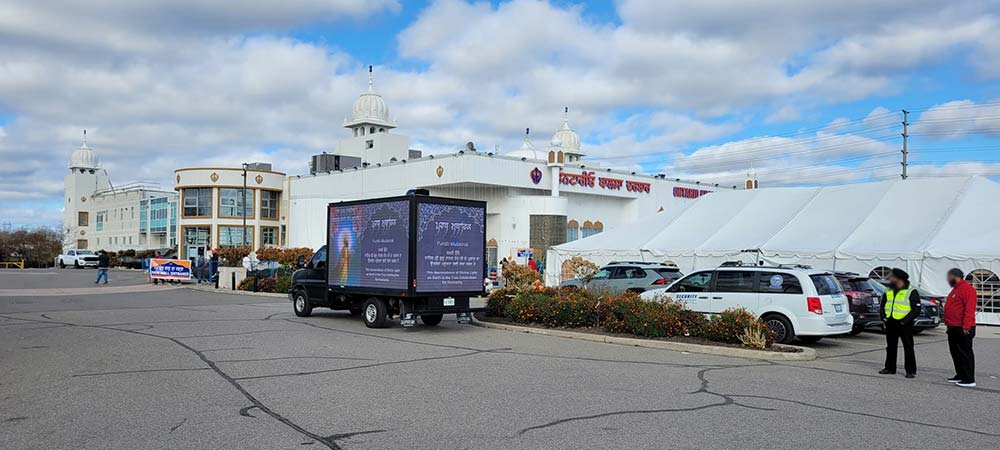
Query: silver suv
xmin=560 ymin=261 xmax=683 ymax=294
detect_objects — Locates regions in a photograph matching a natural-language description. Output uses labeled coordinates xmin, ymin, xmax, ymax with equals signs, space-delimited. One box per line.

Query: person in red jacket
xmin=944 ymin=268 xmax=978 ymax=387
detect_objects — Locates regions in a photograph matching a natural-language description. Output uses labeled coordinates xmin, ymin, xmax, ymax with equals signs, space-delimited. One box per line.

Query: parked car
xmin=640 ymin=264 xmax=853 ymax=344
xmin=869 ymin=281 xmax=942 ymax=334
xmin=560 ymin=261 xmax=683 ymax=294
xmin=56 ymin=249 xmax=99 ymax=268
xmin=833 ymin=272 xmax=883 ymax=335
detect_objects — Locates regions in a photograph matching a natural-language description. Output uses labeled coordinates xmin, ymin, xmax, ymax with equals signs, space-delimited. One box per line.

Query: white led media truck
xmin=289 ymin=190 xmax=488 ymax=328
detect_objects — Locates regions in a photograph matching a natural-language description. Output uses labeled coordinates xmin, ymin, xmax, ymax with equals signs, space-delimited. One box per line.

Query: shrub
xmin=256 ymin=247 xmax=315 ymax=267
xmin=505 ymin=288 xmax=599 ymax=328
xmin=274 ymin=274 xmax=292 ymax=293
xmin=502 ymin=262 xmax=540 ymax=292
xmin=561 ymin=256 xmax=599 ymax=280
xmin=738 ymin=321 xmax=774 ymax=350
xmin=217 ymin=246 xmax=252 ymax=267
xmin=704 ymin=308 xmax=758 ymax=344
xmin=238 ymin=275 xmax=278 ymax=293
xmin=597 ymin=292 xmax=695 ymax=338
xmin=487 ymin=287 xmax=518 ymax=317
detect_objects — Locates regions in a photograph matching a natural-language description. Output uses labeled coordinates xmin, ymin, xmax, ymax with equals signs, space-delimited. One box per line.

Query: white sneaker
xmin=956 ymin=381 xmax=976 ymax=388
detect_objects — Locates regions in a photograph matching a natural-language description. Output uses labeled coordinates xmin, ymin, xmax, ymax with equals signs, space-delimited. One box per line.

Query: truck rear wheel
xmin=59 ymin=260 xmax=66 ymax=269
xmin=362 ymin=298 xmax=388 ymax=328
xmin=293 ymin=290 xmax=313 ymax=317
xmin=421 ymin=314 xmax=443 ymax=326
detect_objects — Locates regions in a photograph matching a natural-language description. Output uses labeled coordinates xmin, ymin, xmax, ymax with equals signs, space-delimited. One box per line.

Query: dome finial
xmin=83 ymin=129 xmax=87 ymax=145
xmin=564 ymin=107 xmax=569 ymax=125
xmin=368 ymin=65 xmax=374 ymax=92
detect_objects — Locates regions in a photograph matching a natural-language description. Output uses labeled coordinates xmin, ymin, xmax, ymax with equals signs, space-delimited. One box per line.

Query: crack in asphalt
xmin=239 ymin=405 xmax=259 ymax=418
xmin=232 ymin=350 xmax=490 ymax=381
xmin=169 ymin=417 xmax=187 ymax=433
xmin=72 ymin=368 xmax=211 ymax=378
xmin=217 ymin=356 xmax=375 ymax=363
xmin=171 ymin=329 xmax=299 ymax=339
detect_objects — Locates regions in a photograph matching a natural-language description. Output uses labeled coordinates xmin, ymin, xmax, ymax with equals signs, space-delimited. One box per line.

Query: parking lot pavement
xmin=0 ymin=268 xmax=150 ymax=289
xmin=2 ymin=280 xmax=998 ymax=450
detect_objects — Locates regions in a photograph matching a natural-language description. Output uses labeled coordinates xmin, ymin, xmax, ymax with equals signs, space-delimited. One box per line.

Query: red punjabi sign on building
xmin=672 ymin=187 xmax=712 ymax=199
xmin=557 ymin=170 xmax=651 ymax=193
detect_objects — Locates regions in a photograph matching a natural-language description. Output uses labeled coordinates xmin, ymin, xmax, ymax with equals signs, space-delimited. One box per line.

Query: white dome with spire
xmin=508 ymin=128 xmax=542 ymax=160
xmin=69 ymin=133 xmax=98 ymax=170
xmin=344 ymin=66 xmax=395 ymax=129
xmin=552 ymin=107 xmax=582 ymax=153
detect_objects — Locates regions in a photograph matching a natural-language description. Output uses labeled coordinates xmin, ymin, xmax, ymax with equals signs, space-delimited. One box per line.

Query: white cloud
xmin=765 ymin=106 xmax=801 ymax=124
xmin=913 ymin=99 xmax=1000 ymax=139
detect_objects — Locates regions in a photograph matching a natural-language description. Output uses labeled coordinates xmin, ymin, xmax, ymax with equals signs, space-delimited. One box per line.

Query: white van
xmin=640 ymin=265 xmax=853 ymax=344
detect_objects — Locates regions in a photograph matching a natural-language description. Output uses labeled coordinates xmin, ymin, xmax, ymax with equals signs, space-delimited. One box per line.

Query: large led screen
xmin=415 ymin=203 xmax=485 ymax=293
xmin=328 ymin=200 xmax=409 ymax=290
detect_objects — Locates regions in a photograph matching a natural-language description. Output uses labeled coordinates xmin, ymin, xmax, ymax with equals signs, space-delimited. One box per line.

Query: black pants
xmin=884 ymin=319 xmax=916 ymax=375
xmin=947 ymin=326 xmax=976 ymax=382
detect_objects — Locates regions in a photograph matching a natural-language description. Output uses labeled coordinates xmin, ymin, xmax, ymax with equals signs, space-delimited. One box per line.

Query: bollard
xmin=231 ymin=272 xmax=236 ymax=291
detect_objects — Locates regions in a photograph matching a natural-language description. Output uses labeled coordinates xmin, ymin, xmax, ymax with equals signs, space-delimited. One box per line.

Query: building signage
xmin=672 ymin=187 xmax=712 ymax=199
xmin=530 ymin=167 xmax=543 ymax=184
xmin=558 ymin=170 xmax=651 ymax=193
xmin=149 ymin=259 xmax=192 ymax=280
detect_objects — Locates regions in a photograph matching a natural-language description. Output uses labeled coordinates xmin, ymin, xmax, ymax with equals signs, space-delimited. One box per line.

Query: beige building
xmin=173 ymin=164 xmax=288 ymax=259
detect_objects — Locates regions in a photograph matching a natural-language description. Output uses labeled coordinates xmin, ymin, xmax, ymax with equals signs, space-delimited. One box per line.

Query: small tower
xmin=507 ymin=128 xmax=540 ymax=160
xmin=547 ymin=135 xmax=565 ymax=197
xmin=63 ymin=130 xmax=110 ymax=250
xmin=344 ymin=65 xmax=395 ymax=136
xmin=745 ymin=166 xmax=759 ymax=190
xmin=552 ymin=107 xmax=585 ymax=162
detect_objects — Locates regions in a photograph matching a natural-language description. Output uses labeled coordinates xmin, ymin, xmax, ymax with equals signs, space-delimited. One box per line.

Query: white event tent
xmin=546 ymin=177 xmax=1000 ymax=325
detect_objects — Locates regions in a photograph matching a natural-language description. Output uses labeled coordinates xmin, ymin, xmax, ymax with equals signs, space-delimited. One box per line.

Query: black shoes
xmin=905 ymin=373 xmax=915 ymax=379
xmin=947 ymin=376 xmax=962 ymax=383
xmin=878 ymin=369 xmax=895 ymax=375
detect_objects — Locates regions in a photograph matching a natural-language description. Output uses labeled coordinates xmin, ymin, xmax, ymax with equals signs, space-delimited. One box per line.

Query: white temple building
xmin=286 ymin=70 xmax=727 ymax=278
xmin=63 ymin=132 xmax=177 ymax=253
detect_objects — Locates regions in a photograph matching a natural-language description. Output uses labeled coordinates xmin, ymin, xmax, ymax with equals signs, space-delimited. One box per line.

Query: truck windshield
xmin=77 ymin=250 xmax=94 ymax=255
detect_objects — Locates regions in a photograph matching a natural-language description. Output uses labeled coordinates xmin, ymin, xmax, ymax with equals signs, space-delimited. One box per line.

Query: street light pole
xmin=242 ymin=163 xmax=248 ymax=247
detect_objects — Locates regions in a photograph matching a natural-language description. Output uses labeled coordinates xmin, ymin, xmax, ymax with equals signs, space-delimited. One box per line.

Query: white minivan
xmin=640 ymin=265 xmax=853 ymax=344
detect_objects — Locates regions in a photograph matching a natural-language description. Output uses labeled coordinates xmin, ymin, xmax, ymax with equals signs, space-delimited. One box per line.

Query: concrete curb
xmin=186 ymin=284 xmax=288 ymax=299
xmin=473 ymin=320 xmax=816 ymax=361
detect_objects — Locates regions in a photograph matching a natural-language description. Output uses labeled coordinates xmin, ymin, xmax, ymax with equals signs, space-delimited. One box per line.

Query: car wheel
xmin=848 ymin=326 xmax=864 ymax=336
xmin=763 ymin=314 xmax=794 ymax=344
xmin=421 ymin=314 xmax=443 ymax=326
xmin=292 ymin=290 xmax=313 ymax=317
xmin=911 ymin=329 xmax=924 ymax=335
xmin=362 ymin=297 xmax=388 ymax=328
xmin=59 ymin=260 xmax=66 ymax=269
xmin=799 ymin=336 xmax=823 ymax=344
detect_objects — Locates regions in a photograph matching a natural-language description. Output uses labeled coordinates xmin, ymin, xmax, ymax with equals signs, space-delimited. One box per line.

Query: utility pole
xmin=901 ymin=109 xmax=909 ymax=180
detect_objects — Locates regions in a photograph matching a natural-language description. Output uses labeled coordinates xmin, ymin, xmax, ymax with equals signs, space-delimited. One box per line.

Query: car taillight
xmin=652 ymin=278 xmax=667 ymax=285
xmin=807 ymin=297 xmax=823 ymax=315
xmin=928 ymin=299 xmax=939 ymax=306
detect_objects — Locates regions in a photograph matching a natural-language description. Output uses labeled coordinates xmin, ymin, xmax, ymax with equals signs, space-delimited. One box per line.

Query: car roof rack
xmin=719 ymin=261 xmax=744 ymax=267
xmin=608 ymin=261 xmax=660 ymax=266
xmin=776 ymin=263 xmax=813 ymax=269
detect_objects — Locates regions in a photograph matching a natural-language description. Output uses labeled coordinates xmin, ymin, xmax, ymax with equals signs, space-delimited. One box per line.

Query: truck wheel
xmin=59 ymin=260 xmax=66 ymax=269
xmin=74 ymin=260 xmax=81 ymax=269
xmin=293 ymin=290 xmax=313 ymax=317
xmin=421 ymin=314 xmax=443 ymax=326
xmin=362 ymin=298 xmax=388 ymax=328
xmin=763 ymin=314 xmax=794 ymax=344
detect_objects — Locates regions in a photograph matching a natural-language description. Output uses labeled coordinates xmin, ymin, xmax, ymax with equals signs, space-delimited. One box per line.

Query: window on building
xmin=128 ymin=236 xmax=132 ymax=245
xmin=365 ymin=139 xmax=374 ymax=149
xmin=261 ymin=227 xmax=278 ymax=247
xmin=182 ymin=227 xmax=211 ymax=258
xmin=96 ymin=211 xmax=105 ymax=231
xmin=77 ymin=239 xmax=88 ymax=249
xmin=78 ymin=211 xmax=89 ymax=227
xmin=566 ymin=220 xmax=579 ymax=242
xmin=966 ymin=269 xmax=1000 ymax=314
xmin=260 ymin=190 xmax=279 ymax=220
xmin=183 ymin=188 xmax=212 ymax=217
xmin=280 ymin=225 xmax=286 ymax=247
xmin=218 ymin=226 xmax=252 ymax=248
xmin=219 ymin=188 xmax=254 ymax=218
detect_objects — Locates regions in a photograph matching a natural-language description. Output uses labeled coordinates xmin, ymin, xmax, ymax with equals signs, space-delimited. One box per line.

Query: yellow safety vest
xmin=884 ymin=288 xmax=913 ymax=320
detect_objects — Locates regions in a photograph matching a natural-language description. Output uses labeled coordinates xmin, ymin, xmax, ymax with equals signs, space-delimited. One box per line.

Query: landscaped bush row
xmin=488 ymin=287 xmax=775 ymax=349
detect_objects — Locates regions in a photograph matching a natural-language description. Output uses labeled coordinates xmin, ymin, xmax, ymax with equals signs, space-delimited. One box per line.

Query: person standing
xmin=210 ymin=249 xmax=220 ymax=285
xmin=95 ymin=250 xmax=110 ymax=285
xmin=879 ymin=268 xmax=920 ymax=378
xmin=152 ymin=251 xmax=163 ymax=285
xmin=527 ymin=256 xmax=538 ymax=272
xmin=944 ymin=268 xmax=978 ymax=387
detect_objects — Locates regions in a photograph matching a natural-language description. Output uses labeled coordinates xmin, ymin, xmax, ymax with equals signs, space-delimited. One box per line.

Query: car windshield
xmin=870 ymin=282 xmax=887 ymax=295
xmin=654 ymin=268 xmax=682 ymax=279
xmin=847 ymin=278 xmax=876 ymax=292
xmin=77 ymin=250 xmax=94 ymax=255
xmin=810 ymin=274 xmax=844 ymax=295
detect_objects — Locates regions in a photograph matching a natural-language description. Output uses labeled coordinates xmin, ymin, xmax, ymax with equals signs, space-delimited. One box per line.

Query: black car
xmin=833 ymin=272 xmax=883 ymax=335
xmin=869 ymin=281 xmax=942 ymax=334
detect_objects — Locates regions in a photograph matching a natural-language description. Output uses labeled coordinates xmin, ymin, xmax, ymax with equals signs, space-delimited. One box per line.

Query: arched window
xmin=966 ymin=269 xmax=1000 ymax=314
xmin=581 ymin=220 xmax=602 ymax=238
xmin=369 ymin=127 xmax=375 ymax=135
xmin=566 ymin=220 xmax=579 ymax=242
xmin=379 ymin=128 xmax=385 ymax=133
xmin=869 ymin=266 xmax=893 ymax=282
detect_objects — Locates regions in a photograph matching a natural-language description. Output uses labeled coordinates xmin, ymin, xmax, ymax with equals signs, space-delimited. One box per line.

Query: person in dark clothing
xmin=152 ymin=251 xmax=163 ymax=285
xmin=879 ymin=268 xmax=921 ymax=378
xmin=209 ymin=249 xmax=220 ymax=285
xmin=95 ymin=250 xmax=110 ymax=285
xmin=944 ymin=268 xmax=978 ymax=387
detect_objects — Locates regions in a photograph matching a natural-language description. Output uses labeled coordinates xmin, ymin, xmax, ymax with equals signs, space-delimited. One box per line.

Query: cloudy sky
xmin=2 ymin=0 xmax=999 ymax=227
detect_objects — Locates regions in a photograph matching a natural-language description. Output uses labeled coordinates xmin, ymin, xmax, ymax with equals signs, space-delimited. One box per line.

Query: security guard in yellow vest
xmin=879 ymin=268 xmax=921 ymax=378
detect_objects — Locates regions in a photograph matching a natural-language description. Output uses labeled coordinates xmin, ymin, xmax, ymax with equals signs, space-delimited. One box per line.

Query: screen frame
xmin=326 ymin=194 xmax=487 ymax=299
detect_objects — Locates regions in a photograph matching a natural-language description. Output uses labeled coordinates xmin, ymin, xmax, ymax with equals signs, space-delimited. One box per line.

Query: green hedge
xmin=497 ymin=287 xmax=773 ymax=349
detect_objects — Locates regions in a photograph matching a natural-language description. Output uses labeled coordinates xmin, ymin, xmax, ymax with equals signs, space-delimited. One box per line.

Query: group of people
xmin=879 ymin=267 xmax=978 ymax=387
